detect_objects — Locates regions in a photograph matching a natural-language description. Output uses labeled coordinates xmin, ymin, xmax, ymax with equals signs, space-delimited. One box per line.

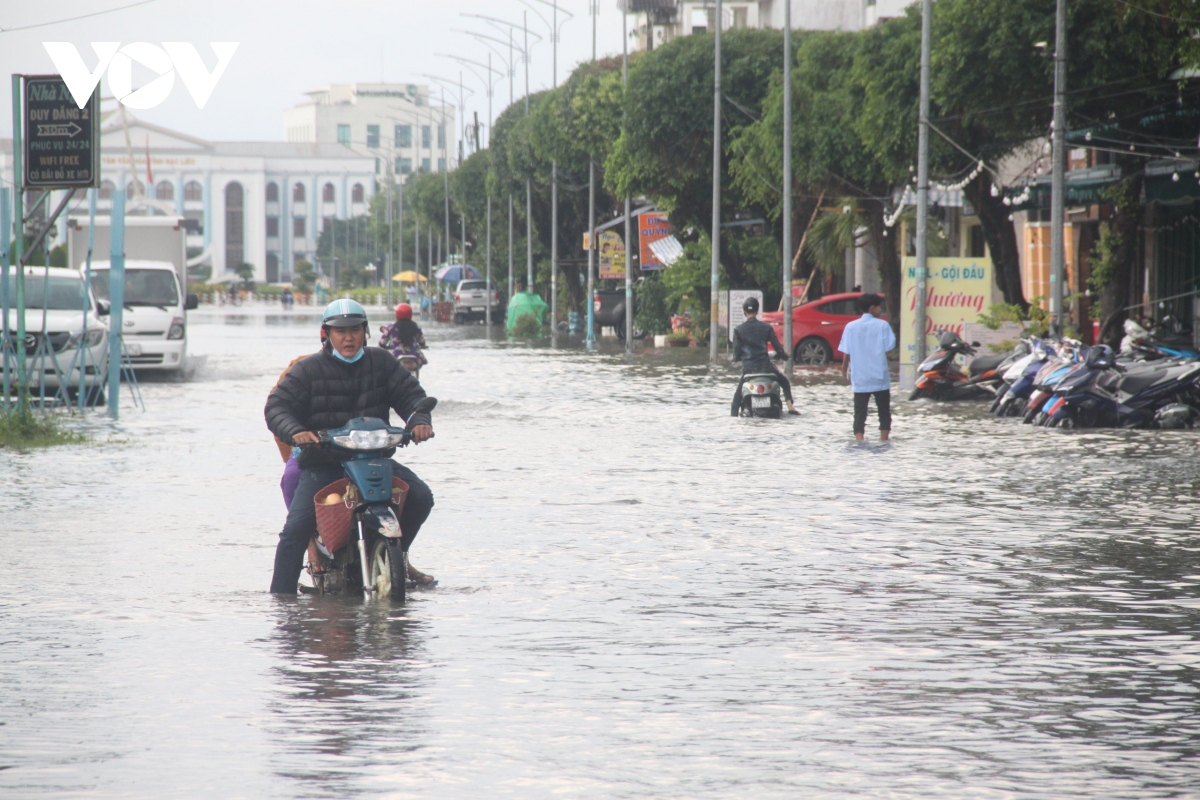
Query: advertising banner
xmin=900 ymin=257 xmax=992 ymax=372
xmin=638 ymin=213 xmax=670 ymax=270
xmin=598 ymin=231 xmax=625 ymax=280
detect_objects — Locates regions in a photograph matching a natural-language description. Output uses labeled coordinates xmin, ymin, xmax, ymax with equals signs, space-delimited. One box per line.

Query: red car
xmin=760 ymin=292 xmax=881 ymax=366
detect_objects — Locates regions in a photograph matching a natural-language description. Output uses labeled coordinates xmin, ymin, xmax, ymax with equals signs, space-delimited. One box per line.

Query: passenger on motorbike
xmin=380 ymin=303 xmax=429 ymax=366
xmin=730 ymin=296 xmax=800 ymax=416
xmin=265 ymin=299 xmax=436 ymax=595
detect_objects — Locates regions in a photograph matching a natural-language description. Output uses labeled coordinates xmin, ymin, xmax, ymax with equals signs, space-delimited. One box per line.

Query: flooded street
xmin=3 ymin=306 xmax=1199 ymax=798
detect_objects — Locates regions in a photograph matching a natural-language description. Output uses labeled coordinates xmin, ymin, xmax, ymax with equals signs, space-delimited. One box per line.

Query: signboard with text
xmin=637 ymin=212 xmax=670 ymax=270
xmin=23 ymin=76 xmax=100 ymax=189
xmin=598 ymin=231 xmax=626 ymax=280
xmin=900 ymin=257 xmax=992 ymax=369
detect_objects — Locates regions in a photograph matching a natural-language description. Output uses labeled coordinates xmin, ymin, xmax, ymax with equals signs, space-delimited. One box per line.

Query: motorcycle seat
xmin=1119 ymin=369 xmax=1166 ymax=396
xmin=968 ymin=353 xmax=1006 ymax=375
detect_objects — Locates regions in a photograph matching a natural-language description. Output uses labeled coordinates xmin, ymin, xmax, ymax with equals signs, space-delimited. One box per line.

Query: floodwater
xmin=2 ymin=306 xmax=1198 ymax=799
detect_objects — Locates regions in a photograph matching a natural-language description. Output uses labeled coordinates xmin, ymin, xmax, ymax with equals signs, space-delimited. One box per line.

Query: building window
xmin=732 ymin=6 xmax=748 ymax=28
xmin=126 ymin=180 xmax=145 ymax=196
xmin=323 ymin=216 xmax=334 ymax=233
xmin=421 ymin=125 xmax=431 ymax=148
xmin=396 ymin=124 xmax=412 ymax=148
xmin=367 ymin=124 xmax=380 ymax=149
xmin=155 ymin=180 xmax=174 ymax=201
xmin=266 ymin=182 xmax=278 ymax=202
xmin=352 ymin=183 xmax=365 ymax=203
xmin=184 ymin=209 xmax=204 ymax=235
xmin=184 ymin=180 xmax=203 ymax=201
xmin=99 ymin=180 xmax=115 ymax=200
xmin=438 ymin=158 xmax=446 ymax=173
xmin=322 ymin=182 xmax=335 ymax=203
xmin=337 ymin=124 xmax=351 ymax=146
xmin=266 ymin=216 xmax=279 ymax=238
xmin=266 ymin=252 xmax=279 ymax=283
xmin=437 ymin=124 xmax=445 ymax=149
xmin=225 ymin=181 xmax=245 ymax=271
xmin=293 ymin=182 xmax=305 ymax=202
xmin=293 ymin=217 xmax=306 ymax=238
xmin=397 ymin=157 xmax=412 ymax=175
xmin=421 ymin=157 xmax=431 ymax=173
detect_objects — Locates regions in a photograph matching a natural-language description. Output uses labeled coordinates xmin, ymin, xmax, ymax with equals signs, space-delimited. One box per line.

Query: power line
xmin=0 ymin=0 xmax=162 ymax=34
xmin=1112 ymin=0 xmax=1200 ymax=24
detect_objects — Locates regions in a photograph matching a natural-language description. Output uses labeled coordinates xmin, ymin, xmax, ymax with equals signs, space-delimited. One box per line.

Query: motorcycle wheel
xmin=908 ymin=388 xmax=925 ymax=401
xmin=369 ymin=539 xmax=407 ymax=603
xmin=1022 ymin=405 xmax=1040 ymax=424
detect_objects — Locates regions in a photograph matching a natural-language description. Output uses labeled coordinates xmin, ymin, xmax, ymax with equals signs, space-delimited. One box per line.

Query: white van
xmin=87 ymin=260 xmax=198 ymax=373
xmin=4 ymin=266 xmax=109 ymax=396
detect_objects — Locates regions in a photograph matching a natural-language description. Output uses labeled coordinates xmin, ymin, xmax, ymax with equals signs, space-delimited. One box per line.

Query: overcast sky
xmin=0 ymin=0 xmax=629 ymax=142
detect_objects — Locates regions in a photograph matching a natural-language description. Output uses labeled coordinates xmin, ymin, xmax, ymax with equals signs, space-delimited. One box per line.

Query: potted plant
xmin=666 ymin=329 xmax=691 ymax=347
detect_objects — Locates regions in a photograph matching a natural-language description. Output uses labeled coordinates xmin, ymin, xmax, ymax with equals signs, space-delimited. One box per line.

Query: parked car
xmin=453 ymin=279 xmax=502 ymax=324
xmin=760 ymin=291 xmax=884 ymax=366
xmin=4 ymin=266 xmax=109 ymax=398
xmin=593 ymin=288 xmax=643 ymax=340
xmin=89 ymin=259 xmax=198 ymax=373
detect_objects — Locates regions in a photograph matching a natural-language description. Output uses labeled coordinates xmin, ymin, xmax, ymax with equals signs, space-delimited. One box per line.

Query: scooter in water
xmin=302 ymin=397 xmax=437 ymax=603
xmin=737 ymin=373 xmax=783 ymax=418
xmin=910 ymin=330 xmax=994 ymax=400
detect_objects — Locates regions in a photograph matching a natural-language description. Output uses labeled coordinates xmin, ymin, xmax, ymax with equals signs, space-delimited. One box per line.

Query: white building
xmin=620 ymin=0 xmax=913 ymax=50
xmin=1 ymin=111 xmax=377 ymax=283
xmin=283 ymin=82 xmax=457 ymax=178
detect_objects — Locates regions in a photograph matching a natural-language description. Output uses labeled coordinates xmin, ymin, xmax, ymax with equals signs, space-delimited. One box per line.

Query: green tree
xmin=234 ymin=262 xmax=255 ymax=292
xmin=292 ymin=259 xmax=316 ymax=294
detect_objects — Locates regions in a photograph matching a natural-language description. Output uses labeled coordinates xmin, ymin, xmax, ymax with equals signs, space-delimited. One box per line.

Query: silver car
xmin=453 ymin=279 xmax=502 ymax=324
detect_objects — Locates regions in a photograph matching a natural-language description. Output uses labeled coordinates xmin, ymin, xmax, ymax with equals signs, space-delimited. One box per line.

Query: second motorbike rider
xmin=730 ymin=296 xmax=800 ymax=416
xmin=265 ymin=299 xmax=435 ymax=595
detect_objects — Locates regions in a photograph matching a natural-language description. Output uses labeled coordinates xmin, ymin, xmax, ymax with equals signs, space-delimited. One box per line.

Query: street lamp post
xmin=1050 ymin=0 xmax=1068 ymax=338
xmin=915 ymin=0 xmax=932 ymax=365
xmin=586 ymin=0 xmax=599 ymax=351
xmin=782 ymin=0 xmax=793 ymax=372
xmin=623 ymin=5 xmax=633 ymax=352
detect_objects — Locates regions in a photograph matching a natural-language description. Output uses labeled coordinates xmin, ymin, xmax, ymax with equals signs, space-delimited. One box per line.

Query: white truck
xmin=67 ymin=216 xmax=198 ymax=373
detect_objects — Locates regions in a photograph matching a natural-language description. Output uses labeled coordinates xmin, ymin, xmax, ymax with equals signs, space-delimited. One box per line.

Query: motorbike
xmin=1121 ymin=318 xmax=1200 ymax=361
xmin=1046 ymin=350 xmax=1200 ymax=429
xmin=302 ymin=396 xmax=437 ymax=603
xmin=909 ymin=330 xmax=995 ymax=401
xmin=737 ymin=373 xmax=783 ymax=418
xmin=991 ymin=339 xmax=1051 ymax=417
xmin=378 ymin=324 xmax=426 ymax=379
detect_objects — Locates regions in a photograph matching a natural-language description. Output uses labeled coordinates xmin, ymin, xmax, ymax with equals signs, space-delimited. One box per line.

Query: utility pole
xmin=386 ymin=162 xmax=393 ymax=310
xmin=709 ymin=0 xmax=723 ymax=364
xmin=551 ymin=0 xmax=559 ymax=346
xmin=586 ymin=0 xmax=599 ymax=351
xmin=10 ymin=75 xmax=28 ymax=413
xmin=1050 ymin=0 xmax=1068 ymax=338
xmin=782 ymin=0 xmax=793 ymax=371
xmin=623 ymin=6 xmax=634 ymax=352
xmin=914 ymin=0 xmax=932 ymax=366
xmin=441 ymin=86 xmax=451 ymax=270
xmin=525 ymin=12 xmax=534 ymax=293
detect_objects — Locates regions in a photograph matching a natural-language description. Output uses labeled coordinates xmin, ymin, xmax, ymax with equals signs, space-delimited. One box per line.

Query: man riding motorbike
xmin=379 ymin=303 xmax=429 ymax=366
xmin=730 ymin=296 xmax=800 ymax=416
xmin=265 ymin=299 xmax=436 ymax=595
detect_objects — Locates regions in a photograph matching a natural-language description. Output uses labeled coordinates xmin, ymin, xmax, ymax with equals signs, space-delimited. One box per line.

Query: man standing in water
xmin=265 ymin=299 xmax=436 ymax=594
xmin=837 ymin=293 xmax=896 ymax=441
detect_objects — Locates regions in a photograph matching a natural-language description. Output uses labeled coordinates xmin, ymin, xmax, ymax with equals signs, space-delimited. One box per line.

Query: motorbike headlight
xmin=167 ymin=317 xmax=185 ymax=340
xmin=332 ymin=429 xmax=395 ymax=449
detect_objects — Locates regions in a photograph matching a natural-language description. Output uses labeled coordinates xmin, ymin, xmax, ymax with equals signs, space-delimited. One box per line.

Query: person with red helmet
xmin=379 ymin=303 xmax=428 ymax=369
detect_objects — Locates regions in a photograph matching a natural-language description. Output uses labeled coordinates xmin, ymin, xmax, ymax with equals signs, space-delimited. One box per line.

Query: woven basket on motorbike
xmin=313 ymin=477 xmax=411 ymax=555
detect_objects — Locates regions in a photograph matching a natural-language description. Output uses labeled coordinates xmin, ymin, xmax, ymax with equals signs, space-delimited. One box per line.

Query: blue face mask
xmin=332 ymin=347 xmax=364 ymax=364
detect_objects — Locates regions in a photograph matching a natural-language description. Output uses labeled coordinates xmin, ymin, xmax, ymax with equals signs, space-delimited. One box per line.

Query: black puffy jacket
xmin=264 ymin=345 xmax=431 ymax=467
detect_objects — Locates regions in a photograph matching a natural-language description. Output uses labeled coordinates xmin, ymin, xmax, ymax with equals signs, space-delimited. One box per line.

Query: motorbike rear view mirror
xmin=185 ymin=293 xmax=199 ymax=311
xmin=413 ymin=397 xmax=437 ymax=415
xmin=972 ymin=341 xmax=981 ymax=348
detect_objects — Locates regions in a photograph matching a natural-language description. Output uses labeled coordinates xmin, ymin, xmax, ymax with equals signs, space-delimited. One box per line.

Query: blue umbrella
xmin=435 ymin=264 xmax=481 ymax=284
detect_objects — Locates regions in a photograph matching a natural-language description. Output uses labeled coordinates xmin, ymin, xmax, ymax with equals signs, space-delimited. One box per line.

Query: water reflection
xmin=265 ymin=597 xmax=431 ymax=793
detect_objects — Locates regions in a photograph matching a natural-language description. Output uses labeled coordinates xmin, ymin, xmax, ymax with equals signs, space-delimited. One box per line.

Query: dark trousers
xmin=853 ymin=390 xmax=892 ymax=434
xmin=731 ymin=365 xmax=793 ymax=416
xmin=270 ymin=461 xmax=434 ymax=594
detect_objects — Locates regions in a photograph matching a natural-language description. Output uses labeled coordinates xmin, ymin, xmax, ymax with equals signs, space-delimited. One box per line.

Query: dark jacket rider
xmin=730 ymin=296 xmax=799 ymax=416
xmin=264 ymin=299 xmax=435 ymax=594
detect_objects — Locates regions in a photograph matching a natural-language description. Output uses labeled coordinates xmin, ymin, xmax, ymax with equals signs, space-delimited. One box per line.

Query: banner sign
xmin=637 ymin=213 xmax=670 ymax=270
xmin=598 ymin=231 xmax=625 ymax=280
xmin=900 ymin=257 xmax=992 ymax=368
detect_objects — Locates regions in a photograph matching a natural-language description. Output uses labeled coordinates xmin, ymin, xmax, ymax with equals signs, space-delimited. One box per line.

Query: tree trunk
xmin=1098 ymin=161 xmax=1144 ymax=347
xmin=963 ymin=173 xmax=1026 ymax=309
xmin=866 ymin=199 xmax=901 ymax=338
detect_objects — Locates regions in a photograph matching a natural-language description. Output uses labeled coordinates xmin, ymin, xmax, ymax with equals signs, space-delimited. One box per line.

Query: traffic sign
xmin=23 ymin=75 xmax=100 ymax=189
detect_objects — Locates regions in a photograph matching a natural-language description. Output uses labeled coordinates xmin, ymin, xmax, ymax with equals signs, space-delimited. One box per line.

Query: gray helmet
xmin=322 ymin=298 xmax=368 ymax=328
xmin=742 ymin=296 xmax=760 ymax=314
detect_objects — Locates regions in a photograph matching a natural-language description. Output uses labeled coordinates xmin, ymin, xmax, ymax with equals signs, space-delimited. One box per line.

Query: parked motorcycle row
xmin=911 ymin=322 xmax=1200 ymax=429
